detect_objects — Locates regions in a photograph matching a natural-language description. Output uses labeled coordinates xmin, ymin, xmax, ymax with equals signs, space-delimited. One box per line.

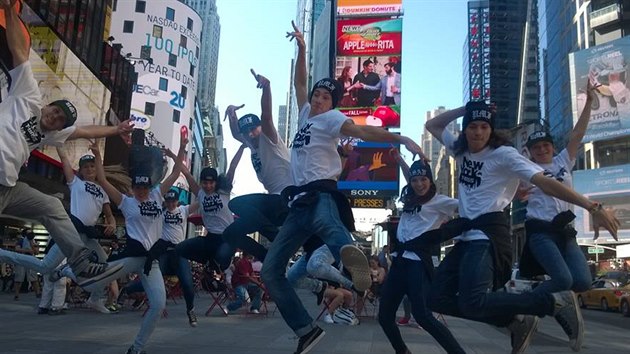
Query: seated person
xmin=226 ymin=252 xmax=263 ymax=314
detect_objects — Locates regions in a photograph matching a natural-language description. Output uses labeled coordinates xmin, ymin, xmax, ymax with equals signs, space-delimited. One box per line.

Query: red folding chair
xmin=203 ymin=270 xmax=231 ymax=316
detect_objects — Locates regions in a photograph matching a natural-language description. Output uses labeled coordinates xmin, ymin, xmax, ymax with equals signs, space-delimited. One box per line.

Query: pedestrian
xmin=425 ymin=100 xmax=619 ymax=353
xmin=261 ymin=21 xmax=423 ymax=354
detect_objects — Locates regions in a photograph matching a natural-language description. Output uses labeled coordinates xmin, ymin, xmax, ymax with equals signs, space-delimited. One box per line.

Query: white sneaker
xmin=323 ymin=313 xmax=334 ymax=324
xmin=249 ymin=308 xmax=260 ymax=314
xmin=86 ymin=297 xmax=111 ymax=314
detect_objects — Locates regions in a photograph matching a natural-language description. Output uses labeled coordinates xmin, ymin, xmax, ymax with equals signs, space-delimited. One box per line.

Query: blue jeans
xmin=227 ymin=282 xmax=262 ymax=312
xmin=176 ymin=233 xmax=234 ymax=271
xmin=261 ymin=193 xmax=353 ymax=336
xmin=223 ymin=194 xmax=288 ymax=261
xmin=124 ymin=250 xmax=196 ymax=311
xmin=528 ymin=232 xmax=592 ymax=294
xmin=429 ymin=240 xmax=554 ymax=327
xmin=379 ymin=256 xmax=465 ymax=354
xmin=287 ymin=253 xmax=323 ymax=293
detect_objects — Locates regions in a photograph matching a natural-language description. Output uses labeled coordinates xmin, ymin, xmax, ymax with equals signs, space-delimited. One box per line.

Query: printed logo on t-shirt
xmin=402 ymin=205 xmax=422 ymax=215
xmin=543 ymin=167 xmax=567 ymax=183
xmin=291 ymin=122 xmax=313 ymax=149
xmin=84 ymin=182 xmax=104 ymax=199
xmin=459 ymin=156 xmax=484 ymax=190
xmin=21 ymin=116 xmax=44 ymax=148
xmin=251 ymin=152 xmax=262 ymax=173
xmin=202 ymin=194 xmax=223 ymax=214
xmin=164 ymin=210 xmax=183 ymax=225
xmin=139 ymin=200 xmax=162 ymax=218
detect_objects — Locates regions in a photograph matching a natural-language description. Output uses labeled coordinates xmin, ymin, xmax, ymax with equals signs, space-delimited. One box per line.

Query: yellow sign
xmin=337 ymin=0 xmax=402 ymax=16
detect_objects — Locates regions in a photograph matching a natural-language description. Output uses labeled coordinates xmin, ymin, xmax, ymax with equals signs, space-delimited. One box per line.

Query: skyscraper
xmin=186 ymin=0 xmax=221 ymax=113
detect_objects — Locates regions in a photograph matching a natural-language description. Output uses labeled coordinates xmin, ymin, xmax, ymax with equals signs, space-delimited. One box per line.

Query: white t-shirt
xmin=198 ymin=189 xmax=233 ymax=234
xmin=393 ymin=194 xmax=458 ymax=261
xmin=442 ymin=130 xmax=543 ymax=241
xmin=0 ymin=62 xmax=76 ymax=187
xmin=250 ymin=132 xmax=292 ymax=194
xmin=526 ymin=149 xmax=575 ymax=222
xmin=162 ymin=205 xmax=190 ymax=244
xmin=118 ymin=188 xmax=164 ymax=251
xmin=290 ymin=103 xmax=351 ymax=186
xmin=68 ymin=177 xmax=110 ymax=226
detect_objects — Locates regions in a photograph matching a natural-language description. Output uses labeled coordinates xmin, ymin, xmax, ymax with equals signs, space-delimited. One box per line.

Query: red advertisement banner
xmin=337 ymin=17 xmax=402 ymax=57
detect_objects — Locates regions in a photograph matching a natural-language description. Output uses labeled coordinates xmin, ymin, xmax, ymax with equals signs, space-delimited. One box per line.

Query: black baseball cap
xmin=200 ymin=167 xmax=218 ymax=181
xmin=50 ymin=99 xmax=78 ymax=128
xmin=164 ymin=189 xmax=179 ymax=201
xmin=131 ymin=174 xmax=152 ymax=187
xmin=78 ymin=154 xmax=95 ymax=167
xmin=526 ymin=131 xmax=554 ymax=148
xmin=238 ymin=114 xmax=261 ymax=134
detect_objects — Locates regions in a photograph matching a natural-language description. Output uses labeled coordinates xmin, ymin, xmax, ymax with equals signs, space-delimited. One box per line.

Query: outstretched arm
xmin=1 ymin=0 xmax=29 ymax=67
xmin=101 ymin=203 xmax=116 ymax=236
xmin=91 ymin=142 xmax=123 ymax=206
xmin=224 ymin=104 xmax=246 ymax=144
xmin=531 ymin=172 xmax=620 ymax=239
xmin=566 ymin=79 xmax=597 ymax=160
xmin=251 ymin=69 xmax=279 ymax=144
xmin=390 ymin=147 xmax=410 ymax=183
xmin=69 ymin=120 xmax=134 ymax=141
xmin=340 ymin=121 xmax=425 ymax=159
xmin=425 ymin=106 xmax=466 ymax=144
xmin=225 ymin=144 xmax=246 ymax=187
xmin=55 ymin=146 xmax=76 ymax=184
xmin=287 ymin=21 xmax=308 ymax=110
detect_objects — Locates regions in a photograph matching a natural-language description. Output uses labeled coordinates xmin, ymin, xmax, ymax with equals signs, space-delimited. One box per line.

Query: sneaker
xmin=507 ymin=315 xmax=539 ymax=354
xmin=322 ymin=313 xmax=334 ymax=324
xmin=131 ymin=298 xmax=146 ymax=311
xmin=106 ymin=304 xmax=120 ymax=313
xmin=249 ymin=308 xmax=260 ymax=314
xmin=125 ymin=345 xmax=147 ymax=354
xmin=86 ymin=297 xmax=111 ymax=314
xmin=37 ymin=307 xmax=49 ymax=315
xmin=73 ymin=260 xmax=125 ymax=288
xmin=13 ymin=295 xmax=18 ymax=301
xmin=552 ymin=290 xmax=584 ymax=352
xmin=48 ymin=308 xmax=66 ymax=316
xmin=294 ymin=326 xmax=325 ymax=354
xmin=333 ymin=308 xmax=359 ymax=326
xmin=397 ymin=317 xmax=410 ymax=326
xmin=187 ymin=308 xmax=198 ymax=327
xmin=313 ymin=281 xmax=327 ymax=306
xmin=340 ymin=245 xmax=371 ymax=293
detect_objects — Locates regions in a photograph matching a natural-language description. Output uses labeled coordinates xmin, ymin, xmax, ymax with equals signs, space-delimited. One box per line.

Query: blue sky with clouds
xmin=214 ymin=0 xmax=469 ymax=197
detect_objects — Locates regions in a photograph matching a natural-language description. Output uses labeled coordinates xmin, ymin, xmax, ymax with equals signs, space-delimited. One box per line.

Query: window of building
xmin=135 ymin=0 xmax=146 ymax=13
xmin=145 ymin=102 xmax=155 ymax=116
xmin=181 ymin=86 xmax=187 ymax=99
xmin=123 ymin=21 xmax=134 ymax=33
xmin=166 ymin=7 xmax=175 ymax=21
xmin=196 ymin=46 xmax=200 ymax=58
xmin=113 ymin=0 xmax=118 ymax=11
xmin=190 ymin=65 xmax=195 ymax=77
xmin=153 ymin=25 xmax=162 ymax=38
xmin=140 ymin=45 xmax=152 ymax=60
xmin=173 ymin=110 xmax=181 ymax=123
xmin=180 ymin=35 xmax=187 ymax=48
xmin=159 ymin=78 xmax=168 ymax=91
xmin=168 ymin=54 xmax=177 ymax=67
xmin=187 ymin=18 xmax=194 ymax=31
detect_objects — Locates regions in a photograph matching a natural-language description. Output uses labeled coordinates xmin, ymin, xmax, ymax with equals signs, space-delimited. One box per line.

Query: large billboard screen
xmin=573 ymin=164 xmax=630 ymax=241
xmin=337 ymin=0 xmax=402 ymax=16
xmin=337 ymin=17 xmax=402 ymax=57
xmin=570 ymin=36 xmax=630 ymax=142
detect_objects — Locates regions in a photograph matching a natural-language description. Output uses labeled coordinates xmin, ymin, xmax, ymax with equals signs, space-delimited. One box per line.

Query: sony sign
xmin=350 ymin=190 xmax=380 ymax=196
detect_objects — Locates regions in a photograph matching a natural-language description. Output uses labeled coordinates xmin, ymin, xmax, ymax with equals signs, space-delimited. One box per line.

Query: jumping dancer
xmin=425 ymin=101 xmax=619 ymax=353
xmin=378 ymin=151 xmax=464 ymax=354
xmin=0 ymin=1 xmax=130 ymax=287
xmin=261 ymin=21 xmax=423 ymax=354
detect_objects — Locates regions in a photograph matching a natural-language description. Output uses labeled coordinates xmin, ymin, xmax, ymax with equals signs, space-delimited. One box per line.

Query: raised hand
xmin=88 ymin=141 xmax=100 ymax=156
xmin=0 ymin=0 xmax=18 ymax=10
xmin=368 ymin=152 xmax=387 ymax=172
xmin=286 ymin=20 xmax=305 ymax=48
xmin=224 ymin=104 xmax=245 ymax=121
xmin=251 ymin=69 xmax=270 ymax=89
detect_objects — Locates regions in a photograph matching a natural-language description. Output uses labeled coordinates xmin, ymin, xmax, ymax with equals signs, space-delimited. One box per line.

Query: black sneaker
xmin=294 ymin=326 xmax=325 ymax=354
xmin=508 ymin=315 xmax=538 ymax=354
xmin=126 ymin=345 xmax=147 ymax=354
xmin=313 ymin=281 xmax=327 ymax=306
xmin=552 ymin=290 xmax=583 ymax=352
xmin=131 ymin=298 xmax=146 ymax=311
xmin=37 ymin=307 xmax=49 ymax=315
xmin=187 ymin=308 xmax=198 ymax=327
xmin=48 ymin=308 xmax=66 ymax=316
xmin=73 ymin=261 xmax=124 ymax=288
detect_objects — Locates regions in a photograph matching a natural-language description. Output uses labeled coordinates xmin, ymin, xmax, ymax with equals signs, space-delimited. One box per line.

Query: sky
xmin=213 ymin=0 xmax=469 ymax=222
